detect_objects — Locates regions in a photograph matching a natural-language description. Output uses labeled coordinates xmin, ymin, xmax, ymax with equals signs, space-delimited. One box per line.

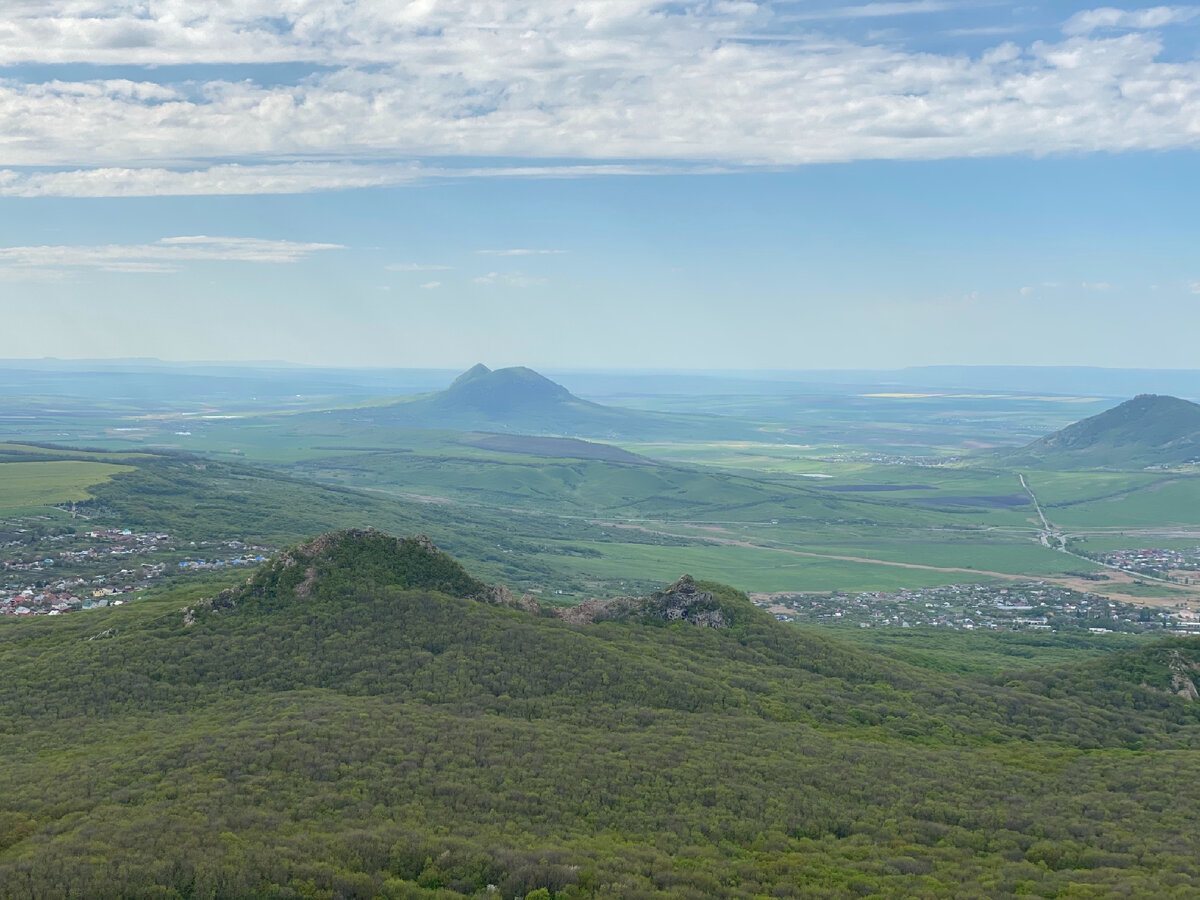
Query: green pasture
xmin=1046 ymin=476 xmax=1200 ymax=528
xmin=642 ymin=518 xmax=1083 ymax=577
xmin=788 ymin=538 xmax=1087 ymax=576
xmin=0 ymin=460 xmax=135 ymax=510
xmin=1022 ymin=470 xmax=1165 ymax=506
xmin=547 ymin=540 xmax=1009 ymax=594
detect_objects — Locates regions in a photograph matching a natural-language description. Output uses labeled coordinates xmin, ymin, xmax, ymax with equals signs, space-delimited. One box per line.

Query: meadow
xmin=0 ymin=459 xmax=134 ymax=511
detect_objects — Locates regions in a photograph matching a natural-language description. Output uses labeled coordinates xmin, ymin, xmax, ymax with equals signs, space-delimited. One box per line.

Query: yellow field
xmin=0 ymin=461 xmax=135 ymax=510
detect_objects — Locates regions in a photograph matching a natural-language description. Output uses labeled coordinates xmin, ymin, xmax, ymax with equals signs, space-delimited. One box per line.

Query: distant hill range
xmin=1010 ymin=394 xmax=1200 ymax=468
xmin=339 ymin=363 xmax=762 ymax=441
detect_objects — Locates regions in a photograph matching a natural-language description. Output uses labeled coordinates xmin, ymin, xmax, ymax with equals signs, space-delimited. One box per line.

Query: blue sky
xmin=1 ymin=1 xmax=1198 ymax=369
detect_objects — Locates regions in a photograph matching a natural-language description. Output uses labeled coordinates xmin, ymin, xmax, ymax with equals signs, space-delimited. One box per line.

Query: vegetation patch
xmin=0 ymin=460 xmax=134 ymax=510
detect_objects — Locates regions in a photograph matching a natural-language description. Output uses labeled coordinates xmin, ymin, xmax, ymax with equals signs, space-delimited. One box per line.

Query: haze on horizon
xmin=1 ymin=1 xmax=1198 ymax=370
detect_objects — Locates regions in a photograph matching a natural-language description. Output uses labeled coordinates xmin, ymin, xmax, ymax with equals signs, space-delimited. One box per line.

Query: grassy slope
xmin=1011 ymin=394 xmax=1200 ymax=468
xmin=0 ymin=460 xmax=134 ymax=509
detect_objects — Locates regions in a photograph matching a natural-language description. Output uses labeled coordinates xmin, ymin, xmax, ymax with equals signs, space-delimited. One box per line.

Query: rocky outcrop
xmin=1169 ymin=650 xmax=1200 ymax=701
xmin=476 ymin=583 xmax=540 ymax=613
xmin=555 ymin=575 xmax=729 ymax=628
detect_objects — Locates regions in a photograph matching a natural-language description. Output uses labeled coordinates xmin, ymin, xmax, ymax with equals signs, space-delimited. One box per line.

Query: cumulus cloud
xmin=0 ymin=235 xmax=342 ymax=273
xmin=0 ymin=2 xmax=1198 ymax=193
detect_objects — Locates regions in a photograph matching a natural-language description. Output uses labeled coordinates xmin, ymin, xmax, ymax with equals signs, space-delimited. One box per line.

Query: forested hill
xmin=1010 ymin=393 xmax=1200 ymax=468
xmin=1 ymin=531 xmax=1199 ymax=898
xmin=211 ymin=529 xmax=494 ymax=613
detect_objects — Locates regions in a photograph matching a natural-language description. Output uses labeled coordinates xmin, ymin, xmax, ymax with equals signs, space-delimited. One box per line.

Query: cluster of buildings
xmin=816 ymin=453 xmax=962 ymax=467
xmin=757 ymin=581 xmax=1194 ymax=634
xmin=1087 ymin=546 xmax=1200 ymax=583
xmin=1 ymin=579 xmax=137 ymax=616
xmin=1 ymin=526 xmax=273 ymax=618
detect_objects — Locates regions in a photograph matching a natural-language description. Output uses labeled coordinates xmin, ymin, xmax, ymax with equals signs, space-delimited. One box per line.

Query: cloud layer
xmin=0 ymin=235 xmax=343 ymax=274
xmin=0 ymin=3 xmax=1198 ymax=193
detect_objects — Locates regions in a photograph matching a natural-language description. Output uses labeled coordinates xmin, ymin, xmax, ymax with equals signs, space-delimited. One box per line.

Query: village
xmin=756 ymin=580 xmax=1200 ymax=635
xmin=1083 ymin=545 xmax=1200 ymax=583
xmin=0 ymin=525 xmax=273 ymax=617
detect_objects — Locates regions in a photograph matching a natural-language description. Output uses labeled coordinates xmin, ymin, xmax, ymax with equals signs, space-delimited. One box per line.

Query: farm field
xmin=547 ymin=539 xmax=1014 ymax=594
xmin=0 ymin=459 xmax=134 ymax=511
xmin=1042 ymin=476 xmax=1200 ymax=529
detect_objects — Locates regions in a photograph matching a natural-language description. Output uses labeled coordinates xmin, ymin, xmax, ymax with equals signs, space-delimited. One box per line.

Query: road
xmin=1017 ymin=473 xmax=1181 ymax=586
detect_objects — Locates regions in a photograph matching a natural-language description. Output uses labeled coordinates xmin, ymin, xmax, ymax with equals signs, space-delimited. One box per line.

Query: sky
xmin=0 ymin=0 xmax=1198 ymax=370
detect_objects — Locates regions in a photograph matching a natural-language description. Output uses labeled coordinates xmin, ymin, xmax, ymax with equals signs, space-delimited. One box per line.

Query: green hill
xmin=1011 ymin=394 xmax=1200 ymax=468
xmin=1 ymin=530 xmax=1199 ymax=898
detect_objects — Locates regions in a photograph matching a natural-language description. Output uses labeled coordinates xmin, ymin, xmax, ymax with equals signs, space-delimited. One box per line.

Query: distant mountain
xmin=336 ymin=364 xmax=763 ymax=440
xmin=1010 ymin=394 xmax=1200 ymax=468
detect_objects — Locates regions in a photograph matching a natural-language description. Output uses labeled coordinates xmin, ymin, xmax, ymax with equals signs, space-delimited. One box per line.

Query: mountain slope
xmin=329 ymin=364 xmax=766 ymax=440
xmin=1010 ymin=394 xmax=1200 ymax=468
xmin=2 ymin=531 xmax=1199 ymax=898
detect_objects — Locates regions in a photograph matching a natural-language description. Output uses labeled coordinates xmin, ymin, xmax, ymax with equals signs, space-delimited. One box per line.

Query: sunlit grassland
xmin=1021 ymin=470 xmax=1166 ymax=506
xmin=595 ymin=520 xmax=1092 ymax=578
xmin=546 ymin=540 xmax=1010 ymax=594
xmin=0 ymin=460 xmax=136 ymax=510
xmin=1045 ymin=476 xmax=1200 ymax=528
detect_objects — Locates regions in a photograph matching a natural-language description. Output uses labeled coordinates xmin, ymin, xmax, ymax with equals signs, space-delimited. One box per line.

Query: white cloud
xmin=0 ymin=2 xmax=1197 ymax=193
xmin=1063 ymin=6 xmax=1200 ymax=36
xmin=419 ymin=281 xmax=442 ymax=289
xmin=0 ymin=162 xmax=427 ymax=197
xmin=788 ymin=1 xmax=985 ymax=21
xmin=1081 ymin=281 xmax=1114 ymax=291
xmin=476 ymin=249 xmax=567 ymax=256
xmin=473 ymin=271 xmax=548 ymax=287
xmin=0 ymin=162 xmax=693 ymax=197
xmin=1189 ymin=280 xmax=1200 ymax=294
xmin=0 ymin=235 xmax=342 ymax=274
xmin=387 ymin=262 xmax=453 ymax=272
